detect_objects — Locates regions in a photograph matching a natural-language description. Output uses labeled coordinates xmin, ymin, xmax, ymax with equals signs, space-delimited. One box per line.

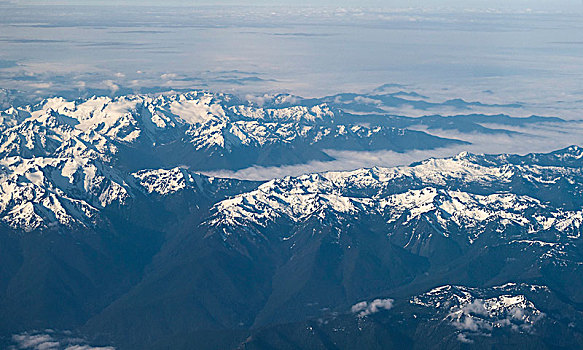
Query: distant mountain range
xmin=0 ymin=90 xmax=568 ymax=173
xmin=0 ymin=91 xmax=581 ymax=349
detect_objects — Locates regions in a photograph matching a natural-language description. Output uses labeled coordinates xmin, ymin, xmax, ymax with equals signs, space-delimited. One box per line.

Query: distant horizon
xmin=6 ymin=0 xmax=583 ymax=11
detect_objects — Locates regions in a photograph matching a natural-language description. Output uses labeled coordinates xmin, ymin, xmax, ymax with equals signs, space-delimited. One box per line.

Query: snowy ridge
xmin=133 ymin=167 xmax=195 ymax=195
xmin=0 ymin=156 xmax=129 ymax=231
xmin=0 ymin=90 xmax=458 ymax=231
xmin=132 ymin=167 xmax=221 ymax=195
xmin=411 ymin=284 xmax=546 ymax=340
xmin=0 ymin=91 xmax=375 ymax=157
xmin=231 ymin=103 xmax=334 ymax=123
xmin=0 ymin=108 xmax=117 ymax=162
xmin=206 ymin=149 xmax=583 ymax=243
xmin=1 ymin=92 xmax=582 ymax=237
xmin=0 ymin=157 xmax=245 ymax=231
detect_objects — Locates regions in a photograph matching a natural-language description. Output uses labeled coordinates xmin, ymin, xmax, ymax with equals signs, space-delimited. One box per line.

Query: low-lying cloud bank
xmin=201 ymin=121 xmax=583 ymax=181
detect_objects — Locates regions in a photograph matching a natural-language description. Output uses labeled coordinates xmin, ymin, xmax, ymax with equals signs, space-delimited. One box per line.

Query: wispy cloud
xmin=10 ymin=331 xmax=115 ymax=350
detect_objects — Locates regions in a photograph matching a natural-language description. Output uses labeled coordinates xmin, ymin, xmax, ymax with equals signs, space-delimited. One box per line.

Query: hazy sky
xmin=9 ymin=0 xmax=583 ymax=11
xmin=1 ymin=0 xmax=582 ymax=176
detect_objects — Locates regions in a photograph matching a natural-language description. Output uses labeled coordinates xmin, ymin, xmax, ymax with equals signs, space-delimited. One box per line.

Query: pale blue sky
xmin=9 ymin=0 xmax=583 ymax=11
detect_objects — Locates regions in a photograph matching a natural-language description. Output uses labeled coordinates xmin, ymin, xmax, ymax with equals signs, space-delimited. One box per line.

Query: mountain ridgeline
xmin=0 ymin=91 xmax=581 ymax=349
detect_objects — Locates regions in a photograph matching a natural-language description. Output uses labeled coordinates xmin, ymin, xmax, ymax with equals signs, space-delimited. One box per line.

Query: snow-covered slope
xmin=0 ymin=158 xmax=254 ymax=232
xmin=0 ymin=92 xmax=413 ymax=155
xmin=0 ymin=155 xmax=128 ymax=231
xmin=206 ymin=147 xmax=583 ymax=245
xmin=2 ymin=129 xmax=582 ymax=240
xmin=0 ymin=91 xmax=331 ymax=155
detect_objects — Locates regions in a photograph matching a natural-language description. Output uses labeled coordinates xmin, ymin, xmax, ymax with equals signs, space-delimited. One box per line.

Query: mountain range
xmin=0 ymin=91 xmax=581 ymax=349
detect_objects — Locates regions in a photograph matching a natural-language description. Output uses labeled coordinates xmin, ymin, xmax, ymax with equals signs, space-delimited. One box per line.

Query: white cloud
xmin=65 ymin=346 xmax=115 ymax=350
xmin=351 ymin=298 xmax=394 ymax=317
xmin=28 ymin=82 xmax=53 ymax=90
xmin=461 ymin=299 xmax=488 ymax=317
xmin=452 ymin=314 xmax=491 ymax=332
xmin=11 ymin=332 xmax=115 ymax=350
xmin=350 ymin=301 xmax=368 ymax=313
xmin=12 ymin=334 xmax=56 ymax=349
xmin=160 ymin=73 xmax=178 ymax=80
xmin=103 ymin=80 xmax=119 ymax=94
xmin=456 ymin=333 xmax=473 ymax=343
